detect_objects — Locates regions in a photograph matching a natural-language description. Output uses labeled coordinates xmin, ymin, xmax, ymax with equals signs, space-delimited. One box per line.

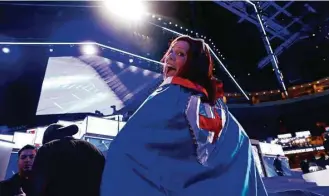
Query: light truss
xmin=215 ymin=1 xmax=293 ymax=95
xmin=214 ymin=1 xmax=322 ymax=96
xmin=215 ymin=1 xmax=315 ymax=70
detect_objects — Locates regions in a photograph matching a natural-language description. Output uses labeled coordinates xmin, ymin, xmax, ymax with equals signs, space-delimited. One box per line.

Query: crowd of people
xmin=0 ymin=123 xmax=105 ymax=196
xmin=300 ymin=154 xmax=329 ymax=174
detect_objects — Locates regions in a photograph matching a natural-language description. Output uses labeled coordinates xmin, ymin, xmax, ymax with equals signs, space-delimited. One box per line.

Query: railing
xmin=225 ymin=77 xmax=329 ymax=105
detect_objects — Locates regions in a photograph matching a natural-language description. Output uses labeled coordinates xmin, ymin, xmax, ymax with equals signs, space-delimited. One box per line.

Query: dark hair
xmin=18 ymin=144 xmax=36 ymax=157
xmin=213 ymin=77 xmax=224 ymax=99
xmin=161 ymin=35 xmax=217 ymax=105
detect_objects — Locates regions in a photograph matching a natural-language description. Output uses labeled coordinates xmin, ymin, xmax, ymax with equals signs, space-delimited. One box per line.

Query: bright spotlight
xmin=49 ymin=48 xmax=53 ymax=52
xmin=2 ymin=47 xmax=10 ymax=53
xmin=81 ymin=44 xmax=97 ymax=55
xmin=129 ymin=59 xmax=133 ymax=63
xmin=104 ymin=1 xmax=146 ymax=21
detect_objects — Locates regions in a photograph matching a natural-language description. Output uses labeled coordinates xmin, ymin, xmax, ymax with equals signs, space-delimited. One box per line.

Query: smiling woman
xmin=161 ymin=36 xmax=217 ymax=105
xmin=162 ymin=40 xmax=189 ymax=78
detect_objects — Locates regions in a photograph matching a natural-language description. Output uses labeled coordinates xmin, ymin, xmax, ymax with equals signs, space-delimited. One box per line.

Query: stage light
xmin=81 ymin=44 xmax=98 ymax=55
xmin=2 ymin=47 xmax=10 ymax=53
xmin=129 ymin=59 xmax=133 ymax=63
xmin=49 ymin=48 xmax=53 ymax=52
xmin=104 ymin=1 xmax=146 ymax=21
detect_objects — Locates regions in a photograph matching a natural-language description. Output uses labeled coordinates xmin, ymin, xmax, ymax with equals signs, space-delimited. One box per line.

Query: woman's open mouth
xmin=165 ymin=65 xmax=177 ymax=76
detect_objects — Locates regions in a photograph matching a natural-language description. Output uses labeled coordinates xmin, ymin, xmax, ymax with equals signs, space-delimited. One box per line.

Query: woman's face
xmin=163 ymin=40 xmax=189 ymax=78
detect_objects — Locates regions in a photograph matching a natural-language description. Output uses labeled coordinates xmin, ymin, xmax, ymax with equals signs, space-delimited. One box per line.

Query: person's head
xmin=18 ymin=145 xmax=37 ymax=176
xmin=276 ymin=154 xmax=280 ymax=159
xmin=311 ymin=155 xmax=316 ymax=161
xmin=42 ymin=123 xmax=79 ymax=145
xmin=161 ymin=35 xmax=216 ymax=104
xmin=324 ymin=133 xmax=329 ymax=140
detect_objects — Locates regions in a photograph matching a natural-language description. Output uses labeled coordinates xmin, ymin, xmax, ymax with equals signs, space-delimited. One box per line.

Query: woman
xmin=101 ymin=36 xmax=267 ymax=195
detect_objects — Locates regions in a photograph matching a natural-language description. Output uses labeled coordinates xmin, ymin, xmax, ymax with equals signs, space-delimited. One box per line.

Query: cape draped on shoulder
xmin=100 ymin=76 xmax=268 ymax=196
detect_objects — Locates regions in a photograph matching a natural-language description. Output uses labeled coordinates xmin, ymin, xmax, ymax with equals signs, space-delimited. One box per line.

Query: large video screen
xmin=36 ymin=56 xmax=162 ymax=115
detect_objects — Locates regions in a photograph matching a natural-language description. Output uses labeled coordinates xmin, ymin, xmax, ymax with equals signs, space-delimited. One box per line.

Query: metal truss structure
xmin=214 ymin=1 xmax=321 ymax=95
xmin=214 ymin=1 xmax=315 ymax=69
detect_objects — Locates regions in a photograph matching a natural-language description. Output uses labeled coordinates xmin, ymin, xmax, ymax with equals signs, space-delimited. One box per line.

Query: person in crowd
xmin=273 ymin=155 xmax=284 ymax=176
xmin=308 ymin=155 xmax=318 ymax=167
xmin=324 ymin=133 xmax=329 ymax=155
xmin=100 ymin=35 xmax=267 ymax=196
xmin=0 ymin=144 xmax=37 ymax=196
xmin=300 ymin=159 xmax=310 ymax=174
xmin=31 ymin=123 xmax=105 ymax=196
xmin=315 ymin=153 xmax=327 ymax=169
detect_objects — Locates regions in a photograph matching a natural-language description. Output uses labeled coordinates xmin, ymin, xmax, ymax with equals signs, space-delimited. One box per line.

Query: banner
xmin=284 ymin=146 xmax=325 ymax=155
xmin=13 ymin=132 xmax=35 ymax=149
xmin=86 ymin=116 xmax=126 ymax=137
xmin=295 ymin=131 xmax=311 ymax=138
xmin=259 ymin=142 xmax=285 ymax=156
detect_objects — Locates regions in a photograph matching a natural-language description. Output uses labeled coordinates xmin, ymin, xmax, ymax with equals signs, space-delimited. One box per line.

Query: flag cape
xmin=101 ymin=77 xmax=268 ymax=196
